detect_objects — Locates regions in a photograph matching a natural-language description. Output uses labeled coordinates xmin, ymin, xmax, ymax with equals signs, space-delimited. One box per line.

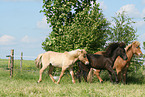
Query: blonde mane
xmin=125 ymin=41 xmax=140 ymax=51
xmin=68 ymin=49 xmax=81 ymax=56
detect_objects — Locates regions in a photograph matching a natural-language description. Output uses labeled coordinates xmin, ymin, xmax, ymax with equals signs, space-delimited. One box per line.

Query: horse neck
xmin=126 ymin=47 xmax=134 ymax=61
xmin=68 ymin=51 xmax=79 ymax=58
xmin=109 ymin=50 xmax=120 ymax=63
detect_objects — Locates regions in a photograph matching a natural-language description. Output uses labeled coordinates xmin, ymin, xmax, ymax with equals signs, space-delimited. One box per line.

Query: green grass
xmin=0 ymin=59 xmax=145 ymax=96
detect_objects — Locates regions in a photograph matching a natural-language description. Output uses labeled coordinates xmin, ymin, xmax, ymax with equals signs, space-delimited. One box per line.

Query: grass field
xmin=0 ymin=59 xmax=145 ymax=97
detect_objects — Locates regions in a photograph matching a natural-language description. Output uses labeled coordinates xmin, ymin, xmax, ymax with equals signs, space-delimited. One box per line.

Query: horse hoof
xmin=114 ymin=82 xmax=119 ymax=84
xmin=100 ymin=81 xmax=103 ymax=83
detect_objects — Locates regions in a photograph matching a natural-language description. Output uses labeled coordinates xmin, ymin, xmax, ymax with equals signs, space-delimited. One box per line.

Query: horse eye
xmin=136 ymin=46 xmax=139 ymax=48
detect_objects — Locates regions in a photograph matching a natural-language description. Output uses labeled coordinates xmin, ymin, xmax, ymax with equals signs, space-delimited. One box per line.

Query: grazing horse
xmin=76 ymin=42 xmax=128 ymax=83
xmin=93 ymin=41 xmax=143 ymax=84
xmin=35 ymin=49 xmax=89 ymax=84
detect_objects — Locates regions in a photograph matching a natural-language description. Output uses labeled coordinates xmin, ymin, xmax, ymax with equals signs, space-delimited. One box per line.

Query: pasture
xmin=0 ymin=59 xmax=145 ymax=97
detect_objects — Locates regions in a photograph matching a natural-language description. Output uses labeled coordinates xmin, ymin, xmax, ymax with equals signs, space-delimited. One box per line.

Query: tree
xmin=41 ymin=0 xmax=110 ymax=53
xmin=109 ymin=11 xmax=137 ymax=45
xmin=143 ymin=42 xmax=145 ymax=50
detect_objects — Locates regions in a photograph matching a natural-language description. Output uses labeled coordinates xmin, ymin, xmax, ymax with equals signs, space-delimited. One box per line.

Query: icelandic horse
xmin=93 ymin=41 xmax=143 ymax=84
xmin=35 ymin=49 xmax=89 ymax=84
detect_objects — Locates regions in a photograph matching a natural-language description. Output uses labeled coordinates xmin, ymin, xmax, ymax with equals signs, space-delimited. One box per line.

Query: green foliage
xmin=128 ymin=55 xmax=144 ymax=76
xmin=41 ymin=0 xmax=110 ymax=53
xmin=143 ymin=42 xmax=145 ymax=50
xmin=109 ymin=11 xmax=137 ymax=44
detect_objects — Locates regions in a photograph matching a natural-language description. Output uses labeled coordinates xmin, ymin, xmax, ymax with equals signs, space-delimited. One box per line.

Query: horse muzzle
xmin=123 ymin=55 xmax=128 ymax=60
xmin=85 ymin=61 xmax=89 ymax=65
xmin=137 ymin=53 xmax=143 ymax=57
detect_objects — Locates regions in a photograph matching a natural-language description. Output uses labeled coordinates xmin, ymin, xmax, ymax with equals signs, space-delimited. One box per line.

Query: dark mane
xmin=102 ymin=42 xmax=126 ymax=57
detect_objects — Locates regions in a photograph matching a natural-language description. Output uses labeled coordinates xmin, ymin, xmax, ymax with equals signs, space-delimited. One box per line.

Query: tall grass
xmin=0 ymin=59 xmax=145 ymax=96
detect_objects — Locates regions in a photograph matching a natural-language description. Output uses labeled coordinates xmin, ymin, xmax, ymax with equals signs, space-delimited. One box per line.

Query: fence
xmin=5 ymin=49 xmax=36 ymax=78
xmin=6 ymin=49 xmax=14 ymax=78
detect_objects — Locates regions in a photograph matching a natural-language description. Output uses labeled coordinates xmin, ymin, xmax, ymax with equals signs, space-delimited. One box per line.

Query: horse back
xmin=42 ymin=51 xmax=65 ymax=67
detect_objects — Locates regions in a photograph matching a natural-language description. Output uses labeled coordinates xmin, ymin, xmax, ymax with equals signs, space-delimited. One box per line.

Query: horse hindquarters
xmin=37 ymin=53 xmax=51 ymax=83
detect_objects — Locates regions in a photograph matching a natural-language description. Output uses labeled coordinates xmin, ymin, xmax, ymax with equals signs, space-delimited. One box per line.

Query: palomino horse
xmin=76 ymin=42 xmax=128 ymax=83
xmin=35 ymin=49 xmax=89 ymax=84
xmin=93 ymin=41 xmax=143 ymax=84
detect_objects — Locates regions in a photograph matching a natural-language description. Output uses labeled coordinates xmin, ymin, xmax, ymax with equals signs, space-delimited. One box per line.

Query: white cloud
xmin=117 ymin=4 xmax=141 ymax=18
xmin=143 ymin=0 xmax=145 ymax=4
xmin=91 ymin=0 xmax=107 ymax=10
xmin=0 ymin=35 xmax=15 ymax=45
xmin=21 ymin=35 xmax=37 ymax=43
xmin=97 ymin=1 xmax=107 ymax=10
xmin=140 ymin=33 xmax=145 ymax=39
xmin=134 ymin=20 xmax=145 ymax=28
xmin=142 ymin=8 xmax=145 ymax=16
xmin=37 ymin=16 xmax=51 ymax=29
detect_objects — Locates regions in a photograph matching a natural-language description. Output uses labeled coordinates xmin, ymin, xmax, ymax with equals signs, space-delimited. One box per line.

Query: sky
xmin=0 ymin=0 xmax=145 ymax=60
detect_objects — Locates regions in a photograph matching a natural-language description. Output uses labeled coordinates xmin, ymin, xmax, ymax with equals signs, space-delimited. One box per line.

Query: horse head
xmin=77 ymin=49 xmax=89 ymax=65
xmin=116 ymin=42 xmax=128 ymax=60
xmin=104 ymin=42 xmax=127 ymax=60
xmin=131 ymin=41 xmax=143 ymax=56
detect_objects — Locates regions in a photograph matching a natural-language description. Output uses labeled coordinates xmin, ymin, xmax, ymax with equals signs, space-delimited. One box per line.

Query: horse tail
xmin=87 ymin=68 xmax=94 ymax=83
xmin=35 ymin=53 xmax=43 ymax=68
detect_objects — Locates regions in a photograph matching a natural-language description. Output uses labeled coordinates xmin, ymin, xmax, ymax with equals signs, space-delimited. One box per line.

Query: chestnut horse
xmin=94 ymin=41 xmax=143 ymax=84
xmin=35 ymin=49 xmax=89 ymax=84
xmin=76 ymin=42 xmax=128 ymax=83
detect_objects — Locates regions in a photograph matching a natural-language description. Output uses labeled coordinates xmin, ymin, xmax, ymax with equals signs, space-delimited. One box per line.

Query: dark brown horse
xmin=93 ymin=41 xmax=143 ymax=84
xmin=76 ymin=42 xmax=128 ymax=83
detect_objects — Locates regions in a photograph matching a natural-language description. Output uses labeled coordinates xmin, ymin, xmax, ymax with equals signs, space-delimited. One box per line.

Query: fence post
xmin=8 ymin=57 xmax=10 ymax=69
xmin=20 ymin=52 xmax=23 ymax=71
xmin=10 ymin=49 xmax=14 ymax=78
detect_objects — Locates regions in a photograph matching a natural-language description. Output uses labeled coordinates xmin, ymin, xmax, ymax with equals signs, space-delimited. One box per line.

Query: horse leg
xmin=57 ymin=67 xmax=66 ymax=84
xmin=116 ymin=68 xmax=122 ymax=83
xmin=37 ymin=65 xmax=48 ymax=83
xmin=83 ymin=70 xmax=88 ymax=82
xmin=122 ymin=67 xmax=128 ymax=84
xmin=87 ymin=68 xmax=93 ymax=83
xmin=48 ymin=65 xmax=56 ymax=83
xmin=76 ymin=70 xmax=82 ymax=83
xmin=69 ymin=67 xmax=75 ymax=84
xmin=107 ymin=70 xmax=113 ymax=83
xmin=106 ymin=65 xmax=118 ymax=83
xmin=94 ymin=69 xmax=103 ymax=83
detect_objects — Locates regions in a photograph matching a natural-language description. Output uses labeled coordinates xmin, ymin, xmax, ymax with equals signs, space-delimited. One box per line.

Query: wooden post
xmin=6 ymin=55 xmax=11 ymax=69
xmin=10 ymin=49 xmax=14 ymax=78
xmin=8 ymin=57 xmax=10 ymax=68
xmin=20 ymin=52 xmax=23 ymax=71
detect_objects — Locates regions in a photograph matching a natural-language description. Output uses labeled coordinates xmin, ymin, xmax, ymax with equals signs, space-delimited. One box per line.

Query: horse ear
xmin=120 ymin=42 xmax=126 ymax=48
xmin=81 ymin=49 xmax=86 ymax=53
xmin=133 ymin=41 xmax=140 ymax=46
xmin=80 ymin=49 xmax=83 ymax=53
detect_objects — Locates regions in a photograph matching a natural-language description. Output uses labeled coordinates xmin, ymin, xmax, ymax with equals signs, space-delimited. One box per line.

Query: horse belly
xmin=92 ymin=58 xmax=106 ymax=69
xmin=50 ymin=57 xmax=63 ymax=68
